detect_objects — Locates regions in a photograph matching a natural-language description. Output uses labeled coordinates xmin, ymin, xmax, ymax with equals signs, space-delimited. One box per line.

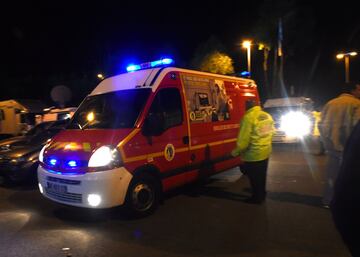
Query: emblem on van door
xmin=164 ymin=144 xmax=175 ymax=161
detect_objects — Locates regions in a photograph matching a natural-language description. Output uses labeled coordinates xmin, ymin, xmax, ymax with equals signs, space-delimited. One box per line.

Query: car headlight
xmin=11 ymin=156 xmax=27 ymax=164
xmin=88 ymin=146 xmax=122 ymax=170
xmin=280 ymin=111 xmax=312 ymax=137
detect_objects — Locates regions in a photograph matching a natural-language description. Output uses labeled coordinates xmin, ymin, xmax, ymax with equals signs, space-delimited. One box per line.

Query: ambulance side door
xmin=142 ymin=86 xmax=190 ymax=190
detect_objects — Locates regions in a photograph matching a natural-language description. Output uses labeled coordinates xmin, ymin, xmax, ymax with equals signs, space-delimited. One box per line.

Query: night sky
xmin=5 ymin=1 xmax=360 ymax=107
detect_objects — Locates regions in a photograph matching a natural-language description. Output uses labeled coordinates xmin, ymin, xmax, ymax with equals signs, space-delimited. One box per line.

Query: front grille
xmin=274 ymin=130 xmax=286 ymax=136
xmin=47 ymin=176 xmax=81 ymax=185
xmin=45 ymin=188 xmax=82 ymax=203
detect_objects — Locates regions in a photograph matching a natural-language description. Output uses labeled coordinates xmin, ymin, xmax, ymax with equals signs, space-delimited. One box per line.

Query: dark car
xmin=0 ymin=121 xmax=55 ymax=152
xmin=0 ymin=119 xmax=69 ymax=184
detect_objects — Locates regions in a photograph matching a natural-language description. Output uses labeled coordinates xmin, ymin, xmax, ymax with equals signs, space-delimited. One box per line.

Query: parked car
xmin=0 ymin=121 xmax=55 ymax=152
xmin=0 ymin=119 xmax=69 ymax=184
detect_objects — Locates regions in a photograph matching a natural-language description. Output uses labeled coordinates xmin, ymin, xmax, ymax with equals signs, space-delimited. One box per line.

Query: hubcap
xmin=132 ymin=183 xmax=154 ymax=211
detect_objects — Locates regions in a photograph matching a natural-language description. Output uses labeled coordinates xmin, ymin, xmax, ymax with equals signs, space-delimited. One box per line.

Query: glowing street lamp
xmin=258 ymin=43 xmax=271 ymax=93
xmin=336 ymin=51 xmax=357 ymax=83
xmin=97 ymin=73 xmax=105 ymax=80
xmin=242 ymin=40 xmax=252 ymax=76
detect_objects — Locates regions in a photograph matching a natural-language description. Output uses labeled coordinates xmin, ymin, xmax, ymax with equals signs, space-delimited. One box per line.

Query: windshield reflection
xmin=68 ymin=89 xmax=151 ymax=130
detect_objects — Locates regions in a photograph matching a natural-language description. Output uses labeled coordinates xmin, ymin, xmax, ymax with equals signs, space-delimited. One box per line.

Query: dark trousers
xmin=240 ymin=159 xmax=269 ymax=201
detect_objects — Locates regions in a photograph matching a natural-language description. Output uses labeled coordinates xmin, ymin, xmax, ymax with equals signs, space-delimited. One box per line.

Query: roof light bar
xmin=126 ymin=64 xmax=141 ymax=72
xmin=126 ymin=58 xmax=174 ymax=72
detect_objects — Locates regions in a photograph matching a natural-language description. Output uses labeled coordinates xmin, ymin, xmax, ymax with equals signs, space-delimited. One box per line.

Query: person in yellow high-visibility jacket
xmin=231 ymin=99 xmax=275 ymax=204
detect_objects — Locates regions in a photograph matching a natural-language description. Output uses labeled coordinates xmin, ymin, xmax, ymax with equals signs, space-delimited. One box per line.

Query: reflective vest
xmin=232 ymin=106 xmax=274 ymax=162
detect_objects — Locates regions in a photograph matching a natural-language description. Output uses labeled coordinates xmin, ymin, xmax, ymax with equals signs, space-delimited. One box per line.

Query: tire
xmin=124 ymin=173 xmax=160 ymax=217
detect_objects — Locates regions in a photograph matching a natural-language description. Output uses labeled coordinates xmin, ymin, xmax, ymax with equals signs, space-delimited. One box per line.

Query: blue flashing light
xmin=150 ymin=60 xmax=162 ymax=67
xmin=126 ymin=64 xmax=141 ymax=72
xmin=126 ymin=58 xmax=174 ymax=72
xmin=49 ymin=158 xmax=57 ymax=166
xmin=240 ymin=71 xmax=251 ymax=77
xmin=67 ymin=160 xmax=77 ymax=167
xmin=161 ymin=58 xmax=173 ymax=65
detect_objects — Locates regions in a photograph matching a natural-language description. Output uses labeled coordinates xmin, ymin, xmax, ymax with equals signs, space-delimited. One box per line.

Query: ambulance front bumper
xmin=37 ymin=165 xmax=133 ymax=208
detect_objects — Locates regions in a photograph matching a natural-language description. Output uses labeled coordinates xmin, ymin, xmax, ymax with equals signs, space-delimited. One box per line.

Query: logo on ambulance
xmin=164 ymin=144 xmax=175 ymax=161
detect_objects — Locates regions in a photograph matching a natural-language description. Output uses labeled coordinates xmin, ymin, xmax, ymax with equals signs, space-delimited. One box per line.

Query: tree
xmin=191 ymin=36 xmax=234 ymax=75
xmin=199 ymin=51 xmax=235 ymax=75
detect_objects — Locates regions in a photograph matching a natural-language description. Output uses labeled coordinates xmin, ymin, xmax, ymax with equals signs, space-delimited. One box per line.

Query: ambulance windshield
xmin=68 ymin=89 xmax=151 ymax=129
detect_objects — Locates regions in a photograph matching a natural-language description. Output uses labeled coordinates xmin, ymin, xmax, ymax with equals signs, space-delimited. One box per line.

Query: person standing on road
xmin=331 ymin=120 xmax=360 ymax=256
xmin=318 ymin=82 xmax=360 ymax=208
xmin=231 ymin=99 xmax=274 ymax=204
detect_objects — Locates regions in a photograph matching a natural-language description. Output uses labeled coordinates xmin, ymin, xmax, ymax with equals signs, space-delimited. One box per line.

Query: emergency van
xmin=37 ymin=59 xmax=259 ymax=216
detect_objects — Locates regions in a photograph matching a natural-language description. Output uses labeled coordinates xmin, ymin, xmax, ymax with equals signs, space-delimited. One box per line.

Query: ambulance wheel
xmin=124 ymin=173 xmax=160 ymax=217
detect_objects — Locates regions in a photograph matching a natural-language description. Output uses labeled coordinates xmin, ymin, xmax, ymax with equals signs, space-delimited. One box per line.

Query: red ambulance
xmin=37 ymin=59 xmax=259 ymax=216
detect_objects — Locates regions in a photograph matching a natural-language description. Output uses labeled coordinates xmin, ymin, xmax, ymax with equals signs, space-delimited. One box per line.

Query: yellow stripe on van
xmin=213 ymin=124 xmax=239 ymax=131
xmin=117 ymin=128 xmax=140 ymax=161
xmin=118 ymin=128 xmax=140 ymax=147
xmin=122 ymin=138 xmax=236 ymax=164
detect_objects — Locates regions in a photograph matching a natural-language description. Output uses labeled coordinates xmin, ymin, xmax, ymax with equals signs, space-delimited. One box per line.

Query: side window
xmin=149 ymin=88 xmax=183 ymax=130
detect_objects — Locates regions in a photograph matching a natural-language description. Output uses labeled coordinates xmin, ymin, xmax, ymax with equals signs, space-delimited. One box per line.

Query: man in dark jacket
xmin=331 ymin=120 xmax=360 ymax=256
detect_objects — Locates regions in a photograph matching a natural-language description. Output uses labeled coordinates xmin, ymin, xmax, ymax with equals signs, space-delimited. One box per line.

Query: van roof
xmin=90 ymin=67 xmax=255 ymax=96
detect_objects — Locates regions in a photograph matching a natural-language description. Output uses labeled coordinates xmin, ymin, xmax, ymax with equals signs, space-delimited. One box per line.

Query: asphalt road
xmin=0 ymin=144 xmax=351 ymax=257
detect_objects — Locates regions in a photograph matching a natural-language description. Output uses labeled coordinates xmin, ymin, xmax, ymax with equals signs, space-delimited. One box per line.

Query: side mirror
xmin=142 ymin=113 xmax=165 ymax=137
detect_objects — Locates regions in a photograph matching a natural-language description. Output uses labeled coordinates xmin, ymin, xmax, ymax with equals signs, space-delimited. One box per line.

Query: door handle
xmin=182 ymin=136 xmax=189 ymax=145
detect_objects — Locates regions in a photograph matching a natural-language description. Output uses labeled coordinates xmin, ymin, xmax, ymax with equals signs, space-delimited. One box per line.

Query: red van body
xmin=37 ymin=67 xmax=259 ymax=216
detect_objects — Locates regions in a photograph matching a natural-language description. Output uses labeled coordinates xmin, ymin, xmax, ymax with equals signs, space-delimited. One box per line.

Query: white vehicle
xmin=0 ymin=99 xmax=46 ymax=139
xmin=263 ymin=97 xmax=314 ymax=143
xmin=38 ymin=107 xmax=77 ymax=123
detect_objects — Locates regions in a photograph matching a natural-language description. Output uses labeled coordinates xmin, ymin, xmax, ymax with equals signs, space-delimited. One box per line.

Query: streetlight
xmin=97 ymin=73 xmax=105 ymax=80
xmin=336 ymin=51 xmax=357 ymax=83
xmin=258 ymin=43 xmax=271 ymax=95
xmin=242 ymin=40 xmax=252 ymax=76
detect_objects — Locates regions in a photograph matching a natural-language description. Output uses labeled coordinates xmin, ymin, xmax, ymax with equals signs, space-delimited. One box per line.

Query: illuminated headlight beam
xmin=87 ymin=194 xmax=102 ymax=207
xmin=280 ymin=111 xmax=312 ymax=138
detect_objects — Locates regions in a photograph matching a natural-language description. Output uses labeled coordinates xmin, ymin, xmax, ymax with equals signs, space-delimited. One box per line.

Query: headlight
xmin=39 ymin=145 xmax=46 ymax=163
xmin=280 ymin=111 xmax=312 ymax=137
xmin=11 ymin=156 xmax=27 ymax=164
xmin=88 ymin=146 xmax=121 ymax=169
xmin=87 ymin=194 xmax=102 ymax=207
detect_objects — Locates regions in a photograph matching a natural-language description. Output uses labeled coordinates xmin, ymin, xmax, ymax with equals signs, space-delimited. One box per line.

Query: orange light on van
xmin=64 ymin=142 xmax=81 ymax=151
xmin=87 ymin=112 xmax=95 ymax=122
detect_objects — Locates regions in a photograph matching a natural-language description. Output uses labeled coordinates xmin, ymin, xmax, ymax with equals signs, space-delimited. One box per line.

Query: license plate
xmin=47 ymin=182 xmax=67 ymax=193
